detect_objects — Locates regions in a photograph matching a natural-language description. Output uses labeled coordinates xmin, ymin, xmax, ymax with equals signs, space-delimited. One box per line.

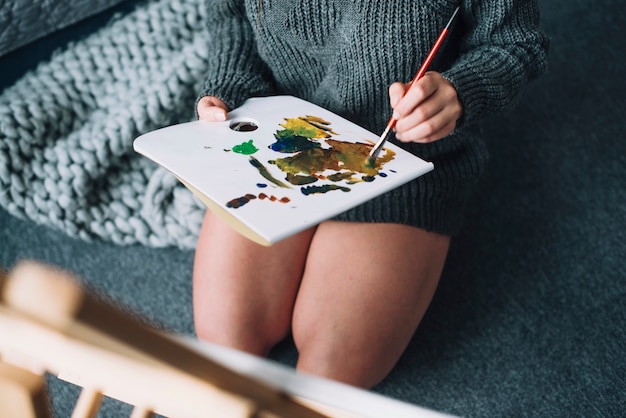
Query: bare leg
xmin=292 ymin=221 xmax=450 ymax=388
xmin=193 ymin=211 xmax=315 ymax=356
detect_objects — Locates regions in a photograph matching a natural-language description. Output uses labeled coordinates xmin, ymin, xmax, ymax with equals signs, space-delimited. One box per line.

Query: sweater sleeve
xmin=441 ymin=0 xmax=549 ymax=128
xmin=197 ymin=0 xmax=276 ymax=110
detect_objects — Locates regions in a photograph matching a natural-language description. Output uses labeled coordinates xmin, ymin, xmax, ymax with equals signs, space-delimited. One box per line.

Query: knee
xmin=293 ymin=332 xmax=392 ymax=389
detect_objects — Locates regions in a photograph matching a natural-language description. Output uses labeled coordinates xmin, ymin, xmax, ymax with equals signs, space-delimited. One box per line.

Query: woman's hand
xmin=389 ymin=72 xmax=463 ymax=143
xmin=197 ymin=96 xmax=229 ymax=122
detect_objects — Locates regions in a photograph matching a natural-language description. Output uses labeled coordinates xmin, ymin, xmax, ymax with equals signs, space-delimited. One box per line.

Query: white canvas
xmin=134 ymin=96 xmax=434 ymax=245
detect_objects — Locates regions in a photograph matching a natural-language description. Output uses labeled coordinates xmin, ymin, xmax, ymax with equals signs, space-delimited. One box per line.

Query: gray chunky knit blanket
xmin=0 ymin=0 xmax=210 ymax=249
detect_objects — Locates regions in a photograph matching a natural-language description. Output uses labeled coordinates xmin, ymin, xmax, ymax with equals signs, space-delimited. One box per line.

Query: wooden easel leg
xmin=130 ymin=406 xmax=155 ymax=418
xmin=0 ymin=359 xmax=52 ymax=418
xmin=71 ymin=387 xmax=103 ymax=418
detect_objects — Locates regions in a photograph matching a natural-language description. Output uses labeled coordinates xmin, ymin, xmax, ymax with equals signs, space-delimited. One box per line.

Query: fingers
xmin=388 ymin=82 xmax=409 ymax=109
xmin=389 ymin=72 xmax=462 ymax=143
xmin=197 ymin=96 xmax=229 ymax=122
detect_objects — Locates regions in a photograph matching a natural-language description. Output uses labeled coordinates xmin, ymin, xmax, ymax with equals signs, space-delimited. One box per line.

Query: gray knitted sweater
xmin=0 ymin=0 xmax=548 ymax=248
xmin=199 ymin=0 xmax=549 ymax=234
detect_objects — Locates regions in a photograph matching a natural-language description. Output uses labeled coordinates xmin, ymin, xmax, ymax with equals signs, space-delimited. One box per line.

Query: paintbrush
xmin=367 ymin=6 xmax=460 ymax=166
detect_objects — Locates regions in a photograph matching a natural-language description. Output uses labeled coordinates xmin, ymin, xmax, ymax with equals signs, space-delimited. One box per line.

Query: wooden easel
xmin=0 ymin=261 xmax=450 ymax=418
xmin=0 ymin=261 xmax=328 ymax=418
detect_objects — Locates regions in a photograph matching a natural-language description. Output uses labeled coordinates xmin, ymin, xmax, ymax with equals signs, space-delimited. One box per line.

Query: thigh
xmin=292 ymin=221 xmax=450 ymax=388
xmin=193 ymin=210 xmax=315 ymax=355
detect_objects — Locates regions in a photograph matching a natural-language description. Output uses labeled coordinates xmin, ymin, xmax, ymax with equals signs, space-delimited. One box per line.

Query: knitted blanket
xmin=0 ymin=0 xmax=210 ymax=249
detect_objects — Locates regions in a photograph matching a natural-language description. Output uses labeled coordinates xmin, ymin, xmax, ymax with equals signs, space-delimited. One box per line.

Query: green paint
xmin=225 ymin=114 xmax=398 ymax=209
xmin=249 ymin=156 xmax=290 ymax=188
xmin=271 ymin=131 xmax=320 ymax=153
xmin=301 ymin=184 xmax=351 ymax=195
xmin=232 ymin=139 xmax=258 ymax=155
xmin=273 ymin=139 xmax=395 ymax=179
xmin=286 ymin=173 xmax=318 ymax=185
xmin=268 ymin=115 xmax=398 ymax=190
xmin=269 ymin=116 xmax=338 ymax=153
xmin=281 ymin=116 xmax=337 ymax=138
xmin=273 ymin=147 xmax=329 ymax=175
xmin=327 ymin=172 xmax=354 ymax=182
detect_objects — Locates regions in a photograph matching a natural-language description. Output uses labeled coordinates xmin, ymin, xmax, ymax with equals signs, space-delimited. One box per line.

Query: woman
xmin=193 ymin=0 xmax=549 ymax=388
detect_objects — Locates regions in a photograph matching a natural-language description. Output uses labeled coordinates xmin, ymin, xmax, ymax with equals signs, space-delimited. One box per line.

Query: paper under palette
xmin=133 ymin=96 xmax=434 ymax=245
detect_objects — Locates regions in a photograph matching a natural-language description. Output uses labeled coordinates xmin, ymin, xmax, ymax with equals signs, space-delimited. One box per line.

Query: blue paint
xmin=269 ymin=133 xmax=320 ymax=153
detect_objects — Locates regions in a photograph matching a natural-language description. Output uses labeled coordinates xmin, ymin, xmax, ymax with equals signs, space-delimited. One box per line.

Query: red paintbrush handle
xmin=408 ymin=28 xmax=450 ymax=90
xmin=369 ymin=6 xmax=460 ymax=161
xmin=386 ymin=27 xmax=452 ymax=130
xmin=389 ymin=6 xmax=460 ymax=127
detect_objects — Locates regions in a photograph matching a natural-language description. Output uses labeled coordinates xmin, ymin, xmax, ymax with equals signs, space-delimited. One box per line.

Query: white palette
xmin=134 ymin=96 xmax=433 ymax=245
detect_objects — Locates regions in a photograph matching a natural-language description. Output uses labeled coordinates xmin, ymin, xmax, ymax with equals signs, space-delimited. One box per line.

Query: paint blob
xmin=227 ymin=193 xmax=290 ymax=208
xmin=249 ymin=157 xmax=290 ymax=188
xmin=226 ymin=194 xmax=257 ymax=208
xmin=232 ymin=139 xmax=259 ymax=155
xmin=259 ymin=193 xmax=291 ymax=203
xmin=226 ymin=114 xmax=396 ymax=209
xmin=301 ymin=185 xmax=351 ymax=195
xmin=286 ymin=173 xmax=318 ymax=185
xmin=269 ymin=116 xmax=336 ymax=153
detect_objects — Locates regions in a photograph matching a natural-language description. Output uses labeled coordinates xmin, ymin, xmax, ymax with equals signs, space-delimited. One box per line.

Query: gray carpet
xmin=1 ymin=0 xmax=624 ymax=416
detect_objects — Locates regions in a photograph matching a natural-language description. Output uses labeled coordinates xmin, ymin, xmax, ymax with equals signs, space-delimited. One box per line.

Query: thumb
xmin=197 ymin=96 xmax=229 ymax=122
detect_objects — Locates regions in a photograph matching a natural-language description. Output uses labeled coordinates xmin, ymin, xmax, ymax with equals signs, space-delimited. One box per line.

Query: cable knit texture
xmin=0 ymin=0 xmax=210 ymax=249
xmin=199 ymin=0 xmax=549 ymax=235
xmin=0 ymin=0 xmax=548 ymax=248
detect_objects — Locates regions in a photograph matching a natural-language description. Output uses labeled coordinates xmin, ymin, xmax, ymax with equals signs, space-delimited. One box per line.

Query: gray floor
xmin=1 ymin=1 xmax=625 ymax=416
